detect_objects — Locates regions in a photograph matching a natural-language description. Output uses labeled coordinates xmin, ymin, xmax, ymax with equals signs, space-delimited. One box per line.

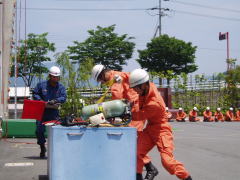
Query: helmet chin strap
xmin=139 ymin=83 xmax=149 ymax=96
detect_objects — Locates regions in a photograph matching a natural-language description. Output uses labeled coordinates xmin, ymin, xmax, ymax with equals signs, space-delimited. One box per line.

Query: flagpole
xmin=227 ymin=32 xmax=229 ymax=71
xmin=219 ymin=32 xmax=230 ymax=72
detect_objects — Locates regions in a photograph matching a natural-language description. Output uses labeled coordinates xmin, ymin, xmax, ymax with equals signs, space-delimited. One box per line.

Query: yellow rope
xmin=96 ymin=79 xmax=115 ymax=104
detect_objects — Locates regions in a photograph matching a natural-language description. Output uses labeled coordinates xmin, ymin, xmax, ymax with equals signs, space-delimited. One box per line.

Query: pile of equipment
xmin=59 ymin=99 xmax=132 ymax=127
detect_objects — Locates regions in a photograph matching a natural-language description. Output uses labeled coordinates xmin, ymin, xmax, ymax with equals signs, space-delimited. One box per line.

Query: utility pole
xmin=0 ymin=0 xmax=3 ymax=117
xmin=0 ymin=0 xmax=16 ymax=119
xmin=158 ymin=0 xmax=162 ymax=36
xmin=151 ymin=0 xmax=169 ymax=86
xmin=153 ymin=0 xmax=169 ymax=38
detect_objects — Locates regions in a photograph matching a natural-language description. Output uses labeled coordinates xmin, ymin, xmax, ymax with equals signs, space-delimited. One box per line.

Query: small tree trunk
xmin=159 ymin=77 xmax=162 ymax=87
xmin=167 ymin=78 xmax=170 ymax=87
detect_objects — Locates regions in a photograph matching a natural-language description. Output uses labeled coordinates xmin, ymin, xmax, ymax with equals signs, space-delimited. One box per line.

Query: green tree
xmin=67 ymin=25 xmax=135 ymax=70
xmin=55 ymin=52 xmax=94 ymax=116
xmin=215 ymin=72 xmax=226 ymax=81
xmin=224 ymin=65 xmax=240 ymax=107
xmin=11 ymin=33 xmax=55 ymax=87
xmin=55 ymin=51 xmax=94 ymax=88
xmin=137 ymin=34 xmax=198 ymax=85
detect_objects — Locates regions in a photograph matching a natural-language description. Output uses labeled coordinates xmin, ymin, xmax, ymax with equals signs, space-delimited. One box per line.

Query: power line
xmin=172 ymin=0 xmax=240 ymax=14
xmin=197 ymin=47 xmax=239 ymax=52
xmin=174 ymin=10 xmax=240 ymax=22
xmin=24 ymin=7 xmax=147 ymax=11
xmin=55 ymin=0 xmax=132 ymax=1
xmin=21 ymin=7 xmax=240 ymax=22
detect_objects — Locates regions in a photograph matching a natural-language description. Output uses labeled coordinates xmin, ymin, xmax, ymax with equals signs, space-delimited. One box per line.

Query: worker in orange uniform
xmin=214 ymin=108 xmax=224 ymax=122
xmin=129 ymin=69 xmax=192 ymax=180
xmin=91 ymin=65 xmax=158 ymax=179
xmin=203 ymin=107 xmax=214 ymax=122
xmin=225 ymin=107 xmax=235 ymax=121
xmin=189 ymin=107 xmax=200 ymax=122
xmin=235 ymin=107 xmax=240 ymax=121
xmin=166 ymin=107 xmax=173 ymax=122
xmin=176 ymin=107 xmax=187 ymax=122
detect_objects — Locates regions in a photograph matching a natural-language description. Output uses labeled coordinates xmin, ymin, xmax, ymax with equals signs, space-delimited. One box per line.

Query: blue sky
xmin=17 ymin=0 xmax=240 ymax=76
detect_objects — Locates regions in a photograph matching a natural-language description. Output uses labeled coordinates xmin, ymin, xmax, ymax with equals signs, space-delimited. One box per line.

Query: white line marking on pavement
xmin=12 ymin=144 xmax=24 ymax=148
xmin=5 ymin=162 xmax=34 ymax=167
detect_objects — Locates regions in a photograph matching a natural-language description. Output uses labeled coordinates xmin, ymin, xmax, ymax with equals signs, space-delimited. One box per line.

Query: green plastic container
xmin=1 ymin=119 xmax=47 ymax=138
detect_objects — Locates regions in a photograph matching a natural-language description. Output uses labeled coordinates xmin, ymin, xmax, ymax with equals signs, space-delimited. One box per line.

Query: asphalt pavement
xmin=148 ymin=122 xmax=240 ymax=180
xmin=0 ymin=122 xmax=240 ymax=180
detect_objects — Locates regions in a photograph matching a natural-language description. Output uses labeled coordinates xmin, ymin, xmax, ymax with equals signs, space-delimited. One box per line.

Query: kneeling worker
xmin=129 ymin=69 xmax=192 ymax=180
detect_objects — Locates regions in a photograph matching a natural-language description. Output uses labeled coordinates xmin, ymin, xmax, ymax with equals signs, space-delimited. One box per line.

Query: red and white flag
xmin=219 ymin=32 xmax=228 ymax=40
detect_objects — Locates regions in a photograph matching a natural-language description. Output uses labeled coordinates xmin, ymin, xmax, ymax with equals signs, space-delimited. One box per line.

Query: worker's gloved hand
xmin=114 ymin=74 xmax=122 ymax=83
xmin=48 ymin=99 xmax=57 ymax=105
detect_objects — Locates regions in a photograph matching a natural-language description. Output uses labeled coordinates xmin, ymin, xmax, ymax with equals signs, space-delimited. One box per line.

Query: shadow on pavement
xmin=39 ymin=175 xmax=48 ymax=180
xmin=24 ymin=156 xmax=48 ymax=160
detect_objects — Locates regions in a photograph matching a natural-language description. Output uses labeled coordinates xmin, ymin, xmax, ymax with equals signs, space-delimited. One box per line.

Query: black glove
xmin=48 ymin=99 xmax=57 ymax=105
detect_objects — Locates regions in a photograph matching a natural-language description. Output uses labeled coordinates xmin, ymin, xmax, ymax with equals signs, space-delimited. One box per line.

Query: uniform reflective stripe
xmin=5 ymin=162 xmax=34 ymax=167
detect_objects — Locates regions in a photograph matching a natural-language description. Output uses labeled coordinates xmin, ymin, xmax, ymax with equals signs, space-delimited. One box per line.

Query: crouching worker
xmin=235 ymin=107 xmax=240 ymax=121
xmin=166 ymin=107 xmax=173 ymax=122
xmin=225 ymin=107 xmax=235 ymax=121
xmin=214 ymin=108 xmax=224 ymax=122
xmin=203 ymin=107 xmax=214 ymax=122
xmin=176 ymin=108 xmax=187 ymax=122
xmin=92 ymin=65 xmax=158 ymax=179
xmin=129 ymin=69 xmax=192 ymax=180
xmin=33 ymin=66 xmax=67 ymax=158
xmin=189 ymin=107 xmax=200 ymax=122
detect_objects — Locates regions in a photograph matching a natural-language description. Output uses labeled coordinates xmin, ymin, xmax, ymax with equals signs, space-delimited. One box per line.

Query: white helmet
xmin=179 ymin=107 xmax=183 ymax=111
xmin=92 ymin=64 xmax=105 ymax=81
xmin=229 ymin=107 xmax=233 ymax=111
xmin=206 ymin=107 xmax=210 ymax=110
xmin=49 ymin=66 xmax=61 ymax=76
xmin=193 ymin=107 xmax=198 ymax=111
xmin=129 ymin=69 xmax=149 ymax=88
xmin=217 ymin=108 xmax=221 ymax=111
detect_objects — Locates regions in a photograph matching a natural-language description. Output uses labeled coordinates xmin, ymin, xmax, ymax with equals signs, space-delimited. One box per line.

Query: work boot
xmin=144 ymin=162 xmax=159 ymax=180
xmin=183 ymin=176 xmax=192 ymax=180
xmin=136 ymin=173 xmax=143 ymax=180
xmin=40 ymin=144 xmax=46 ymax=158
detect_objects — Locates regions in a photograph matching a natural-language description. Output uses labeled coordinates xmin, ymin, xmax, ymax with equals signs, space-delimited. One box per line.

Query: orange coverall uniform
xmin=235 ymin=110 xmax=240 ymax=121
xmin=203 ymin=110 xmax=214 ymax=122
xmin=214 ymin=111 xmax=224 ymax=122
xmin=225 ymin=110 xmax=235 ymax=121
xmin=167 ymin=111 xmax=173 ymax=122
xmin=189 ymin=110 xmax=200 ymax=122
xmin=108 ymin=70 xmax=150 ymax=163
xmin=132 ymin=82 xmax=190 ymax=179
xmin=176 ymin=111 xmax=187 ymax=122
